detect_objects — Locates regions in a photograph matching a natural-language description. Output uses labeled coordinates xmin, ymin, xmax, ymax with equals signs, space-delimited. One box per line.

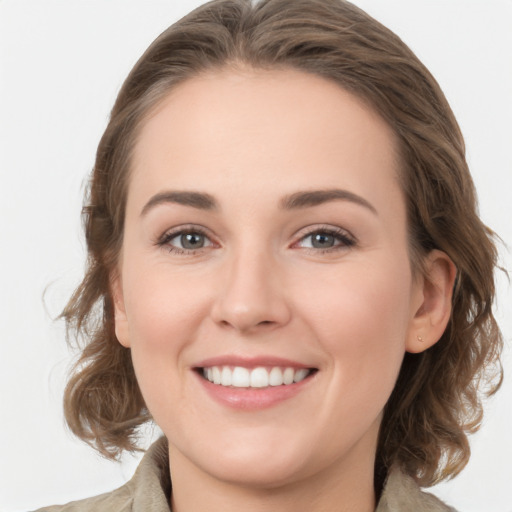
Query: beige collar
xmin=376 ymin=466 xmax=457 ymax=512
xmin=136 ymin=437 xmax=456 ymax=512
xmin=38 ymin=436 xmax=456 ymax=511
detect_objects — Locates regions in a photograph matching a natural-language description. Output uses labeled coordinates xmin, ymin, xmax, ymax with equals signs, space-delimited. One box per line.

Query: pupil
xmin=181 ymin=233 xmax=204 ymax=249
xmin=312 ymin=233 xmax=334 ymax=248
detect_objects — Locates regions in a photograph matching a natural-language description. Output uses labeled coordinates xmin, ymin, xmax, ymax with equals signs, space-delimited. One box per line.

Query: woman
xmin=33 ymin=0 xmax=503 ymax=510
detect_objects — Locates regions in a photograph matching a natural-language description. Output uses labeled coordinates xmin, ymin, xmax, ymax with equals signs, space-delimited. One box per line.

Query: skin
xmin=113 ymin=67 xmax=455 ymax=512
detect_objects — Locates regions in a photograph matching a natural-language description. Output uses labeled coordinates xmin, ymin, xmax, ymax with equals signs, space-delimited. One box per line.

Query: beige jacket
xmin=33 ymin=437 xmax=456 ymax=512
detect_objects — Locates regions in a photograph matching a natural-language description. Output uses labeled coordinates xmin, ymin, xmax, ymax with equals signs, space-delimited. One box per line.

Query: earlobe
xmin=111 ymin=273 xmax=131 ymax=348
xmin=406 ymin=250 xmax=457 ymax=354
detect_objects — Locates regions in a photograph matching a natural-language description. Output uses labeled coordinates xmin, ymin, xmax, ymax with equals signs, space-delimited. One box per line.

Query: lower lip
xmin=195 ymin=371 xmax=314 ymax=410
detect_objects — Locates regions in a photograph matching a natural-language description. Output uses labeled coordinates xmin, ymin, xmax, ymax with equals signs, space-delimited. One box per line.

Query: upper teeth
xmin=202 ymin=366 xmax=311 ymax=388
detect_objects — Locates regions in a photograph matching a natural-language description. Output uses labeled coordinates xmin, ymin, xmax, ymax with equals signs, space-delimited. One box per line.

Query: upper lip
xmin=194 ymin=355 xmax=315 ymax=370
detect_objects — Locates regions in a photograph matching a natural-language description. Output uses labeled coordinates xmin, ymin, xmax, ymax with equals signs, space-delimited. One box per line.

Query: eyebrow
xmin=280 ymin=189 xmax=378 ymax=215
xmin=141 ymin=190 xmax=218 ymax=216
xmin=140 ymin=188 xmax=377 ymax=217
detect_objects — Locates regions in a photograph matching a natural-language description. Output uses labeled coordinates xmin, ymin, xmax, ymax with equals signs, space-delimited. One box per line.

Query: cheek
xmin=120 ymin=274 xmax=209 ymax=432
xmin=297 ymin=257 xmax=412 ymax=402
xmin=302 ymin=256 xmax=412 ymax=335
xmin=120 ymin=261 xmax=212 ymax=396
xmin=123 ymin=260 xmax=207 ymax=347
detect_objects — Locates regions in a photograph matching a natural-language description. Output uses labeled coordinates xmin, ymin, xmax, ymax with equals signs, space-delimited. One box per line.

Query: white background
xmin=0 ymin=1 xmax=511 ymax=511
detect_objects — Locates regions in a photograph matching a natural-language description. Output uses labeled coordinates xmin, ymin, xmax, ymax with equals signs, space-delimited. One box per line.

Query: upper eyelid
xmin=158 ymin=224 xmax=214 ymax=242
xmin=293 ymin=224 xmax=355 ymax=240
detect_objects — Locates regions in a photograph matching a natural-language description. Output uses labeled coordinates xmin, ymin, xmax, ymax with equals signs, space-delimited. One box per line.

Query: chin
xmin=168 ymin=426 xmax=316 ymax=489
xmin=200 ymin=451 xmax=310 ymax=489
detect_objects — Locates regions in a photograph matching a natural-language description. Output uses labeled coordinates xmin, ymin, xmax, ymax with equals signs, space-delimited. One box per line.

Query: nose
xmin=210 ymin=247 xmax=292 ymax=334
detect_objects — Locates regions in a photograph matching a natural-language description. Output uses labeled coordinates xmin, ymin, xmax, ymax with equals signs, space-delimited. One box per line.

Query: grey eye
xmin=179 ymin=233 xmax=206 ymax=249
xmin=296 ymin=228 xmax=355 ymax=251
xmin=310 ymin=232 xmax=336 ymax=248
xmin=160 ymin=227 xmax=214 ymax=254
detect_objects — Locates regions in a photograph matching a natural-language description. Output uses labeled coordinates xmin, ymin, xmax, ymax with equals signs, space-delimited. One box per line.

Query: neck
xmin=168 ymin=441 xmax=377 ymax=512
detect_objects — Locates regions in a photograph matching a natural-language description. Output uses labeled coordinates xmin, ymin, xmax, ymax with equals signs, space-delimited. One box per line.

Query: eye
xmin=295 ymin=227 xmax=355 ymax=252
xmin=306 ymin=232 xmax=338 ymax=249
xmin=174 ymin=232 xmax=208 ymax=250
xmin=157 ymin=227 xmax=214 ymax=254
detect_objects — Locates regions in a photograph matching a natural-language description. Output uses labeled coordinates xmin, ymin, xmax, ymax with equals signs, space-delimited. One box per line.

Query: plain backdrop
xmin=1 ymin=1 xmax=511 ymax=511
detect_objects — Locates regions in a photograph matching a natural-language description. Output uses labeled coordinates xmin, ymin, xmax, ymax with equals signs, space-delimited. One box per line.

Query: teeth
xmin=283 ymin=367 xmax=294 ymax=385
xmin=269 ymin=367 xmax=283 ymax=386
xmin=250 ymin=367 xmax=268 ymax=388
xmin=232 ymin=367 xmax=250 ymax=387
xmin=221 ymin=366 xmax=232 ymax=386
xmin=294 ymin=368 xmax=309 ymax=382
xmin=202 ymin=366 xmax=312 ymax=388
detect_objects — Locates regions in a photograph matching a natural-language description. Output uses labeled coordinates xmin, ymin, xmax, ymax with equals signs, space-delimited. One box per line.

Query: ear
xmin=111 ymin=272 xmax=131 ymax=348
xmin=406 ymin=250 xmax=457 ymax=354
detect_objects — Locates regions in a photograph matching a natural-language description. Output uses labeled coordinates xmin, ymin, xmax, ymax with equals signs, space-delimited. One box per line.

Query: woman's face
xmin=114 ymin=68 xmax=426 ymax=487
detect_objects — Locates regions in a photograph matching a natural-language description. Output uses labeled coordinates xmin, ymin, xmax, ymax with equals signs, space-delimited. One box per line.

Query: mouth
xmin=193 ymin=356 xmax=318 ymax=409
xmin=196 ymin=365 xmax=317 ymax=388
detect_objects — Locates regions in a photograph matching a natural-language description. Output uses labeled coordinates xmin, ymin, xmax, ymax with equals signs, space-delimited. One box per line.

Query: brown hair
xmin=62 ymin=0 xmax=503 ymax=487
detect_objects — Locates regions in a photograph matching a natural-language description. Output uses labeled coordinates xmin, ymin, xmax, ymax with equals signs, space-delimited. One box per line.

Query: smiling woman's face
xmin=113 ymin=67 xmax=427 ymax=490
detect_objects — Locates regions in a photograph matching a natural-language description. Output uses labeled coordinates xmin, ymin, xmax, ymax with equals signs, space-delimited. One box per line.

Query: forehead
xmin=129 ymin=67 xmax=402 ymax=214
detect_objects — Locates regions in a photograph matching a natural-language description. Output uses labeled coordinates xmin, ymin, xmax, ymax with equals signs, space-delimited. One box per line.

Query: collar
xmin=128 ymin=437 xmax=456 ymax=512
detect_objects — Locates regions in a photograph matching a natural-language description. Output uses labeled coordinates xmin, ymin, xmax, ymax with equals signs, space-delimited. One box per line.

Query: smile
xmin=201 ymin=366 xmax=314 ymax=388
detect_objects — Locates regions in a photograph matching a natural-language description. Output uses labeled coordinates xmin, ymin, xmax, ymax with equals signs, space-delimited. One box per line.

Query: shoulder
xmin=30 ymin=487 xmax=133 ymax=512
xmin=377 ymin=467 xmax=457 ymax=512
xmin=31 ymin=437 xmax=171 ymax=512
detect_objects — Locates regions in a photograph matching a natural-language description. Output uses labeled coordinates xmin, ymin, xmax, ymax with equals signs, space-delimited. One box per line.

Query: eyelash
xmin=293 ymin=225 xmax=356 ymax=253
xmin=156 ymin=225 xmax=356 ymax=255
xmin=157 ymin=225 xmax=213 ymax=255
